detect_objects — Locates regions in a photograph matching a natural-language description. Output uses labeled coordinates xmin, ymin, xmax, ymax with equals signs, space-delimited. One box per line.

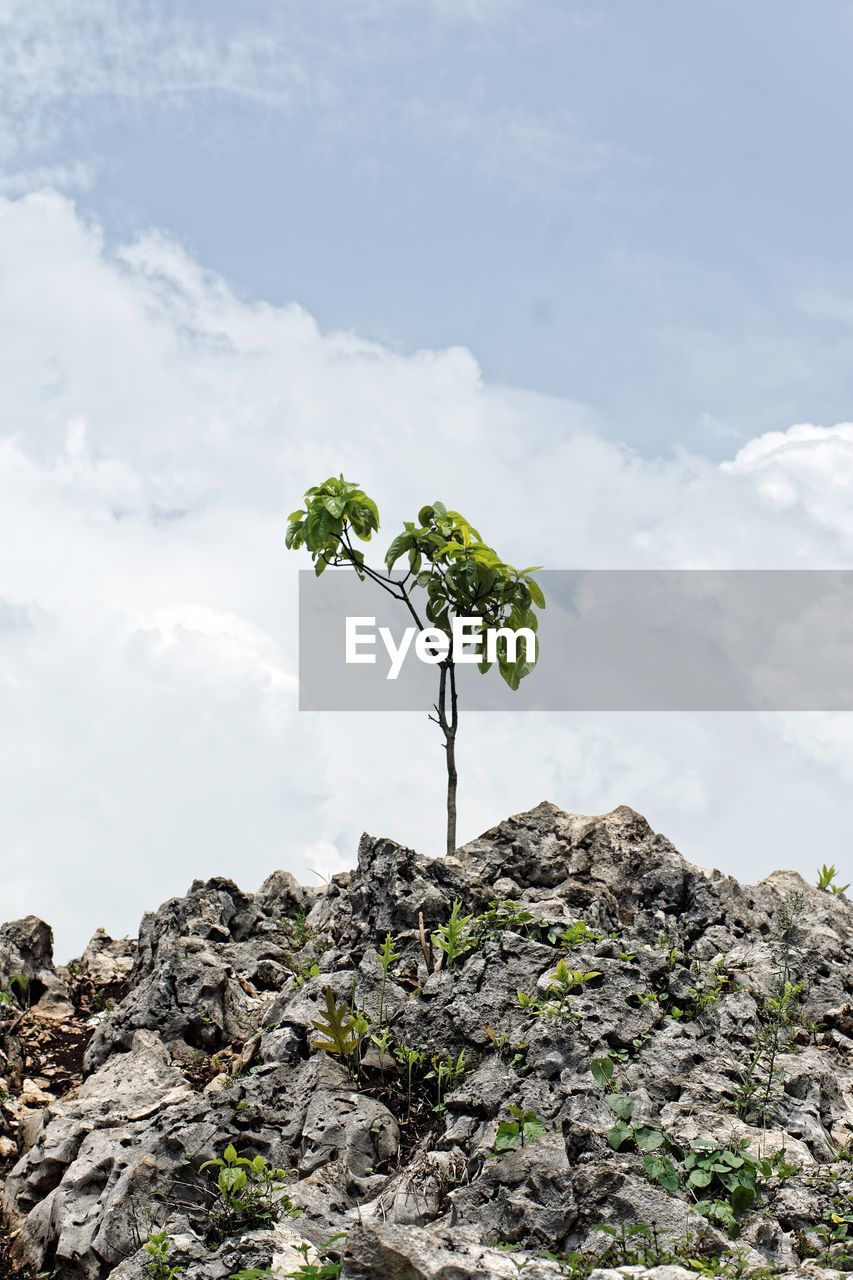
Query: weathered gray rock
xmin=0 ymin=916 xmax=74 ymax=1019
xmin=340 ymin=1221 xmax=565 ymax=1279
xmin=2 ymin=803 xmax=852 ymax=1279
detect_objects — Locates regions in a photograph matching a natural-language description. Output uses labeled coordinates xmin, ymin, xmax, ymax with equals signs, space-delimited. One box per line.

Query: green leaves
xmin=432 ymin=899 xmax=477 ymax=969
xmin=197 ymin=1144 xmax=298 ymax=1244
xmin=311 ymin=987 xmax=365 ymax=1061
xmin=376 ymin=933 xmax=401 ymax=978
xmin=143 ymin=1231 xmax=184 ymax=1280
xmin=590 ymin=1056 xmax=615 ymax=1088
xmin=380 ymin=499 xmax=546 ymax=687
xmin=286 ymin=475 xmax=380 ymax=576
xmin=490 ymin=1105 xmax=547 ymax=1156
xmin=605 ymin=1093 xmax=635 ymax=1121
xmin=606 ymin=1119 xmax=634 ymax=1151
xmin=642 ymin=1152 xmax=679 ymax=1191
xmin=816 ymin=863 xmax=850 ymax=895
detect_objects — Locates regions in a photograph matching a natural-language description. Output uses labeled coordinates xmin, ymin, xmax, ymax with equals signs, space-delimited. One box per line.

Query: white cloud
xmin=2 ymin=192 xmax=853 ymax=957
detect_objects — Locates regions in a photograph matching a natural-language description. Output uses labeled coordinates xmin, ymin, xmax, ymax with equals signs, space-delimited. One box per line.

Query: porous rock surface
xmin=0 ymin=803 xmax=850 ymax=1279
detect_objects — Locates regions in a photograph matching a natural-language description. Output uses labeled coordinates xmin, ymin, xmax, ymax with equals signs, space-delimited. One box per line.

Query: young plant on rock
xmin=816 ymin=863 xmax=850 ymax=896
xmin=682 ymin=1139 xmax=774 ymax=1237
xmin=432 ymin=899 xmax=477 ymax=970
xmin=311 ymin=987 xmax=366 ymax=1076
xmin=490 ymin=1105 xmax=547 ymax=1156
xmin=144 ymin=1232 xmax=184 ymax=1280
xmin=375 ymin=932 xmax=401 ymax=1026
xmin=517 ymin=960 xmax=601 ymax=1018
xmin=394 ymin=1043 xmax=426 ymax=1121
xmin=198 ymin=1144 xmax=298 ymax=1243
xmin=475 ymin=899 xmax=538 ymax=940
xmin=733 ymin=893 xmax=804 ymax=1125
xmin=426 ymin=1049 xmax=467 ymax=1109
xmin=557 ymin=920 xmax=604 ymax=949
xmin=286 ymin=476 xmax=546 ymax=853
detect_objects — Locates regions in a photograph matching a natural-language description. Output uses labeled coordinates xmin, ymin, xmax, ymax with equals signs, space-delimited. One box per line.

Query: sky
xmin=2 ymin=1 xmax=853 ymax=956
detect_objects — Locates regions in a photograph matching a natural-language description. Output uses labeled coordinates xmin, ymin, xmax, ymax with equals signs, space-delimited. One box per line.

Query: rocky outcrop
xmin=1 ymin=803 xmax=851 ymax=1279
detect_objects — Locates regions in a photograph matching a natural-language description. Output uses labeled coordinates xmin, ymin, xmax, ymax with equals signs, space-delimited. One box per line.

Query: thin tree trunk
xmin=438 ymin=659 xmax=459 ymax=855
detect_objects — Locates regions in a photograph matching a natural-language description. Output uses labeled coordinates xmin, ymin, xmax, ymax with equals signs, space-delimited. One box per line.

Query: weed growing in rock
xmin=490 ymin=1105 xmax=546 ymax=1156
xmin=517 ymin=960 xmax=601 ymax=1018
xmin=143 ymin=1231 xmax=184 ymax=1279
xmin=197 ymin=1144 xmax=298 ymax=1243
xmin=733 ymin=893 xmax=804 ymax=1125
xmin=425 ymin=1049 xmax=467 ymax=1109
xmin=670 ymin=960 xmax=733 ymax=1022
xmin=369 ymin=1024 xmax=394 ymax=1078
xmin=232 ymin=1235 xmax=346 ymax=1280
xmin=293 ymin=959 xmax=320 ymax=986
xmin=311 ymin=987 xmax=366 ymax=1075
xmin=0 ymin=971 xmax=29 ymax=1013
xmin=811 ymin=1206 xmax=853 ymax=1270
xmin=289 ymin=910 xmax=314 ymax=948
xmin=589 ymin=1065 xmax=787 ymax=1237
xmin=475 ymin=899 xmax=538 ymax=939
xmin=816 ymin=863 xmax=850 ymax=895
xmin=375 ymin=932 xmax=401 ymax=1027
xmin=544 ymin=1222 xmax=763 ymax=1278
xmin=557 ymin=921 xmax=604 ymax=949
xmin=485 ymin=1024 xmax=529 ymax=1071
xmin=682 ymin=1140 xmax=777 ymax=1236
xmin=394 ymin=1043 xmax=426 ymax=1120
xmin=432 ymin=899 xmax=477 ymax=969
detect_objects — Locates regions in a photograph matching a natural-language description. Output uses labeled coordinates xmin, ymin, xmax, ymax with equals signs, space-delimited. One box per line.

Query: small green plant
xmin=289 ymin=909 xmax=314 ymax=948
xmin=810 ymin=1204 xmax=853 ymax=1269
xmin=425 ymin=1049 xmax=467 ymax=1109
xmin=683 ymin=1140 xmax=774 ymax=1236
xmin=375 ymin=933 xmax=401 ymax=1026
xmin=670 ymin=961 xmax=732 ymax=1022
xmin=432 ymin=899 xmax=477 ymax=969
xmin=475 ymin=899 xmax=538 ymax=939
xmin=546 ymin=1221 xmax=760 ymax=1278
xmin=198 ymin=1144 xmax=298 ymax=1242
xmin=816 ymin=863 xmax=849 ymax=895
xmin=517 ymin=960 xmax=601 ymax=1018
xmin=369 ymin=1025 xmax=394 ymax=1079
xmin=557 ymin=921 xmax=603 ymax=949
xmin=294 ymin=960 xmax=320 ymax=987
xmin=602 ymin=1092 xmax=675 ymax=1184
xmin=144 ymin=1232 xmax=184 ymax=1280
xmin=490 ymin=1105 xmax=547 ymax=1156
xmin=485 ymin=1025 xmax=529 ymax=1071
xmin=311 ymin=987 xmax=366 ymax=1072
xmin=394 ymin=1043 xmax=425 ymax=1120
xmin=733 ymin=894 xmax=804 ymax=1125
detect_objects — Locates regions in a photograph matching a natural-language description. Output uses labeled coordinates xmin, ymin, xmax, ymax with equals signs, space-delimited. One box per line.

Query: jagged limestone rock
xmin=1 ymin=803 xmax=851 ymax=1278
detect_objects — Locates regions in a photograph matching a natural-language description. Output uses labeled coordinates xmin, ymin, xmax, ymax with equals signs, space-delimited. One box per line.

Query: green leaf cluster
xmin=198 ymin=1144 xmax=298 ymax=1242
xmin=311 ymin=987 xmax=366 ymax=1061
xmin=474 ymin=899 xmax=538 ymax=940
xmin=490 ymin=1105 xmax=547 ymax=1156
xmin=517 ymin=960 xmax=602 ymax=1018
xmin=285 ymin=475 xmax=379 ymax=575
xmin=425 ymin=1049 xmax=467 ymax=1109
xmin=143 ymin=1231 xmax=184 ymax=1280
xmin=432 ymin=899 xmax=477 ymax=969
xmin=816 ymin=863 xmax=850 ymax=895
xmin=286 ymin=477 xmax=546 ymax=690
xmin=383 ymin=500 xmax=544 ymax=688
